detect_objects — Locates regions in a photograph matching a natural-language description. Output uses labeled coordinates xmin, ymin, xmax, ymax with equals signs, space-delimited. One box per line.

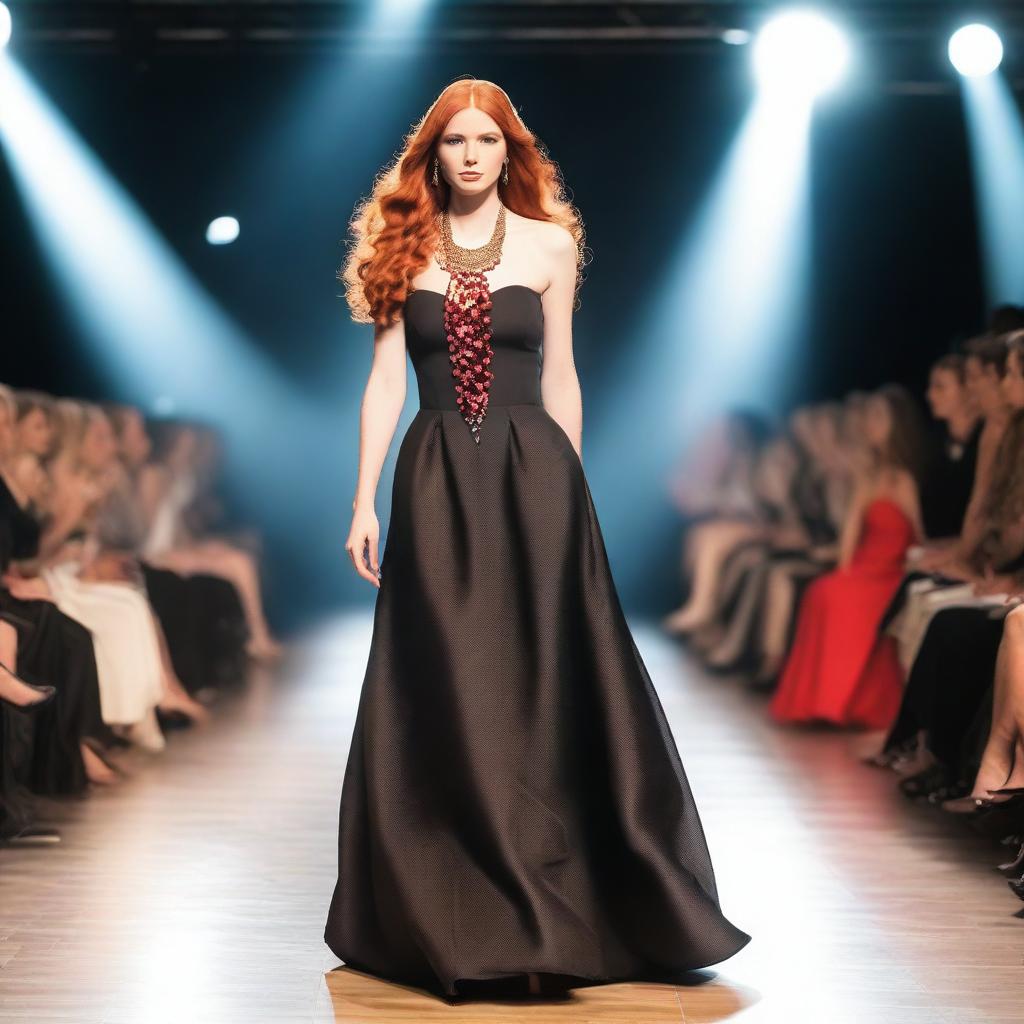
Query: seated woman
xmin=662 ymin=411 xmax=775 ymax=635
xmin=769 ymin=385 xmax=927 ymax=730
xmin=969 ymin=603 xmax=1024 ymax=814
xmin=136 ymin=420 xmax=284 ymax=662
xmin=918 ymin=353 xmax=981 ymax=543
xmin=663 ymin=427 xmax=801 ymax=639
xmin=0 ymin=386 xmax=120 ymax=788
xmin=749 ymin=401 xmax=857 ymax=688
xmin=5 ymin=398 xmax=204 ymax=751
xmin=96 ymin=405 xmax=248 ymax=697
xmin=891 ymin=333 xmax=1012 ymax=670
xmin=878 ymin=333 xmax=1024 ymax=792
xmin=700 ymin=402 xmax=850 ymax=676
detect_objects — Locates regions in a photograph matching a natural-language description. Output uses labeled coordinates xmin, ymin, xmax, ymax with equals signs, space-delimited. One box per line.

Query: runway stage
xmin=1 ymin=613 xmax=1021 ymax=1023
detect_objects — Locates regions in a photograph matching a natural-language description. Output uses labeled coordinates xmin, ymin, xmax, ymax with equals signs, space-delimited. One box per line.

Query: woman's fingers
xmin=346 ymin=534 xmax=380 ymax=588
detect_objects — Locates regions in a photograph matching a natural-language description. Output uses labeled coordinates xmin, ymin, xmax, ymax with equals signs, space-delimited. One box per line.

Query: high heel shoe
xmin=0 ymin=658 xmax=57 ymax=712
xmin=1007 ymin=873 xmax=1024 ymax=902
xmin=997 ymin=841 xmax=1024 ymax=876
xmin=966 ymin=791 xmax=1024 ymax=839
xmin=81 ymin=736 xmax=127 ymax=779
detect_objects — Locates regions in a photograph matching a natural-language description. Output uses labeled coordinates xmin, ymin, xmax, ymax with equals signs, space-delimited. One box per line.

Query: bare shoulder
xmin=536 ymin=218 xmax=576 ymax=255
xmin=891 ymin=466 xmax=917 ymax=493
xmin=507 ymin=211 xmax=570 ymax=248
xmin=879 ymin=465 xmax=918 ymax=504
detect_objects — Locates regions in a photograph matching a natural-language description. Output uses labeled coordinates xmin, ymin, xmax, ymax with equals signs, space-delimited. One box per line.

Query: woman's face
xmin=1002 ymin=349 xmax=1024 ymax=411
xmin=79 ymin=413 xmax=118 ymax=470
xmin=436 ymin=107 xmax=507 ymax=197
xmin=16 ymin=407 xmax=52 ymax=457
xmin=864 ymin=395 xmax=893 ymax=451
xmin=926 ymin=367 xmax=966 ymax=421
xmin=965 ymin=356 xmax=1006 ymax=414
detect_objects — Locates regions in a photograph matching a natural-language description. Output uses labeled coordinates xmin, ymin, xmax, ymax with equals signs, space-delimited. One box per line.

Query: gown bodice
xmin=0 ymin=473 xmax=41 ymax=572
xmin=850 ymin=498 xmax=915 ymax=572
xmin=403 ymin=285 xmax=544 ymax=412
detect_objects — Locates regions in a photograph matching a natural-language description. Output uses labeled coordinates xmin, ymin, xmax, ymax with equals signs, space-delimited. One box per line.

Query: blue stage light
xmin=753 ymin=9 xmax=850 ymax=97
xmin=206 ymin=216 xmax=240 ymax=245
xmin=949 ymin=24 xmax=1004 ymax=78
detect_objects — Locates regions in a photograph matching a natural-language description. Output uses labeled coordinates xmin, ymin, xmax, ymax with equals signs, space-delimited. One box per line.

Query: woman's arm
xmin=345 ymin=311 xmax=408 ymax=586
xmin=918 ymin=422 xmax=997 ymax=570
xmin=136 ymin=463 xmax=168 ymax=532
xmin=539 ymin=225 xmax=583 ymax=461
xmin=836 ymin=475 xmax=870 ymax=570
xmin=37 ymin=464 xmax=93 ymax=562
xmin=955 ymin=420 xmax=999 ymax=556
xmin=896 ymin=469 xmax=926 ymax=543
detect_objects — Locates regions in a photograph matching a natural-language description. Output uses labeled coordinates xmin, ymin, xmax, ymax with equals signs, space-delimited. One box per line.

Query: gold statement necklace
xmin=435 ymin=202 xmax=506 ymax=443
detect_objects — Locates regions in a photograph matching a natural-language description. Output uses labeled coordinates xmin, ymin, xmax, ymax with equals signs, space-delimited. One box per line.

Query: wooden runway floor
xmin=1 ymin=613 xmax=1022 ymax=1023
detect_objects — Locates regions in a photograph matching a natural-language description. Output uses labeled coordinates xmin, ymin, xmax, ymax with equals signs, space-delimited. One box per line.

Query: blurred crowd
xmin=664 ymin=304 xmax=1024 ymax=906
xmin=0 ymin=385 xmax=284 ymax=846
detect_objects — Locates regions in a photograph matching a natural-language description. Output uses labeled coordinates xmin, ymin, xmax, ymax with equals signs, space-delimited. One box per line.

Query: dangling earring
xmin=432 ymin=158 xmax=440 ymax=187
xmin=501 ymin=158 xmax=509 ymax=186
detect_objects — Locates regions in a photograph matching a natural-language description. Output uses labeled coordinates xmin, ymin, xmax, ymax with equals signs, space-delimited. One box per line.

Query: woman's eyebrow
xmin=443 ymin=130 xmax=502 ymax=137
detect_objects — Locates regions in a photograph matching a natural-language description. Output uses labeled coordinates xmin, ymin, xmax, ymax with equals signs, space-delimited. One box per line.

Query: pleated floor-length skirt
xmin=324 ymin=404 xmax=751 ymax=998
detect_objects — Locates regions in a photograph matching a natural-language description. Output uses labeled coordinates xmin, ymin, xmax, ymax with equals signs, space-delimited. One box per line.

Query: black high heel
xmin=0 ymin=658 xmax=56 ymax=712
xmin=997 ymin=841 xmax=1024 ymax=876
xmin=1008 ymin=873 xmax=1024 ymax=902
xmin=966 ymin=791 xmax=1024 ymax=839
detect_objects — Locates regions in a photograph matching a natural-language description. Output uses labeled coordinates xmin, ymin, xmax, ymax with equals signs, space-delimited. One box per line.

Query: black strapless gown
xmin=324 ymin=284 xmax=751 ymax=998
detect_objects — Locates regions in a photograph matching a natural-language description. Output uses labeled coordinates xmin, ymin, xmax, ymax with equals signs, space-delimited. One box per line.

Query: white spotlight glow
xmin=949 ymin=24 xmax=1004 ymax=78
xmin=0 ymin=3 xmax=12 ymax=50
xmin=722 ymin=29 xmax=752 ymax=47
xmin=753 ymin=9 xmax=850 ymax=97
xmin=206 ymin=215 xmax=240 ymax=245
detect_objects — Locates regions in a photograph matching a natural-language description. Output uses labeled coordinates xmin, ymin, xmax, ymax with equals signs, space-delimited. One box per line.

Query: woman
xmin=750 ymin=402 xmax=853 ymax=688
xmin=0 ymin=386 xmax=120 ymax=788
xmin=7 ymin=401 xmax=201 ymax=749
xmin=770 ymin=385 xmax=926 ymax=730
xmin=137 ymin=420 xmax=283 ymax=662
xmin=323 ymin=78 xmax=750 ymax=1001
xmin=700 ymin=403 xmax=846 ymax=674
xmin=101 ymin=406 xmax=249 ymax=697
xmin=918 ymin=353 xmax=981 ymax=542
xmin=880 ymin=332 xmax=1024 ymax=797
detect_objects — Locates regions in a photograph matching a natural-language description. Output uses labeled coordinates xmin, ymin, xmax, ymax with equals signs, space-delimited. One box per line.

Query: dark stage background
xmin=0 ymin=42 xmax=995 ymax=628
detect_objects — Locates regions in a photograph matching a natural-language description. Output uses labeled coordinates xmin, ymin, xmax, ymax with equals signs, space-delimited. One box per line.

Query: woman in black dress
xmin=323 ymin=78 xmax=751 ymax=1001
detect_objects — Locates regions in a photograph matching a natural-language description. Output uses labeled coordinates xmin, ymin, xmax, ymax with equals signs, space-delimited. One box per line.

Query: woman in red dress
xmin=770 ymin=385 xmax=927 ymax=731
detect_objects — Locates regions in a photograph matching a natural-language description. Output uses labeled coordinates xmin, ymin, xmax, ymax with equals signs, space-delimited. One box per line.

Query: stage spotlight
xmin=722 ymin=29 xmax=752 ymax=46
xmin=0 ymin=4 xmax=12 ymax=50
xmin=753 ymin=9 xmax=850 ymax=97
xmin=206 ymin=215 xmax=240 ymax=245
xmin=949 ymin=24 xmax=1003 ymax=78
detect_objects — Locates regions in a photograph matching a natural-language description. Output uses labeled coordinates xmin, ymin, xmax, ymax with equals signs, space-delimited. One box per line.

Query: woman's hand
xmin=916 ymin=545 xmax=955 ymax=573
xmin=972 ymin=571 xmax=1017 ymax=598
xmin=346 ymin=504 xmax=381 ymax=588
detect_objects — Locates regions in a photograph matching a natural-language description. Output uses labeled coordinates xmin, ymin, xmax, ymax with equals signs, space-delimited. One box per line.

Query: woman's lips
xmin=459 ymin=172 xmax=482 ymax=179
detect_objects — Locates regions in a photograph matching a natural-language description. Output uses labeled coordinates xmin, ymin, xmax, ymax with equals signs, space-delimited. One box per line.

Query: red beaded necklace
xmin=435 ymin=203 xmax=507 ymax=444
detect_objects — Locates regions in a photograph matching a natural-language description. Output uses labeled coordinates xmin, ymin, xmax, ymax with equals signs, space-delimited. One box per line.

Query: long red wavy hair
xmin=339 ymin=76 xmax=591 ymax=329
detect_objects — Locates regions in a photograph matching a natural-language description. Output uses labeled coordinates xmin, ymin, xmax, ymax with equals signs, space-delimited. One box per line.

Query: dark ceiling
xmin=4 ymin=1 xmax=1024 ymax=72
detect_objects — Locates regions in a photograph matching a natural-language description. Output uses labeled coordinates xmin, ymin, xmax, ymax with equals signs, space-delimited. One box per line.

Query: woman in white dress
xmin=6 ymin=398 xmax=202 ymax=749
